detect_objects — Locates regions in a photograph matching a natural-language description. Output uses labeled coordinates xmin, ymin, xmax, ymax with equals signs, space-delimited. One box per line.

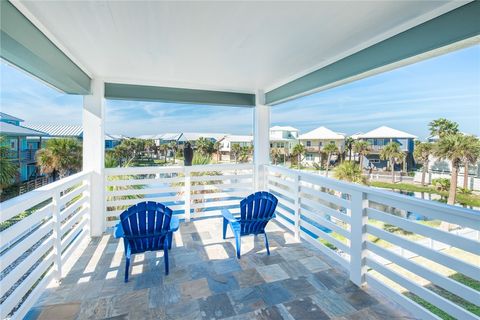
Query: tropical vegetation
xmin=322 ymin=142 xmax=338 ymax=177
xmin=0 ymin=136 xmax=18 ymax=194
xmin=413 ymin=141 xmax=433 ymax=186
xmin=292 ymin=143 xmax=305 ymax=169
xmin=353 ymin=140 xmax=370 ymax=168
xmin=380 ymin=142 xmax=405 ymax=183
xmin=333 ymin=161 xmax=364 ymax=183
xmin=36 ymin=138 xmax=82 ymax=181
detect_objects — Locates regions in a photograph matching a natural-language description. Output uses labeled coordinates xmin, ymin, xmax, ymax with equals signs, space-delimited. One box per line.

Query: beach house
xmin=354 ymin=126 xmax=417 ymax=170
xmin=298 ymin=126 xmax=345 ymax=165
xmin=0 ymin=112 xmax=47 ymax=181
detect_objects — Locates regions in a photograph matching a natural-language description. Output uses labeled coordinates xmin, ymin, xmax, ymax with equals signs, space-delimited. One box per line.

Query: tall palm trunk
xmin=391 ymin=159 xmax=395 ymax=183
xmin=359 ymin=154 xmax=363 ymax=168
xmin=463 ymin=161 xmax=469 ymax=190
xmin=421 ymin=165 xmax=427 ymax=187
xmin=448 ymin=165 xmax=458 ymax=205
xmin=325 ymin=153 xmax=331 ymax=177
xmin=298 ymin=154 xmax=301 ymax=169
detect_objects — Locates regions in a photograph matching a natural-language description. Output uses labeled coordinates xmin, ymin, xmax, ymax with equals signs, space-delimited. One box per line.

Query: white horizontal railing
xmin=265 ymin=165 xmax=480 ymax=320
xmin=0 ymin=171 xmax=91 ymax=320
xmin=104 ymin=163 xmax=254 ymax=227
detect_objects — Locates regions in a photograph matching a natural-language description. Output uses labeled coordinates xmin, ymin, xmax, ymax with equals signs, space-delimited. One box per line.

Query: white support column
xmin=83 ymin=79 xmax=105 ymax=237
xmin=253 ymin=90 xmax=270 ymax=191
xmin=350 ymin=190 xmax=368 ymax=286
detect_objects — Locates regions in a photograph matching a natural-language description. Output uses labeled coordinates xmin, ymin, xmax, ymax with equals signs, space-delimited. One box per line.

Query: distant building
xmin=298 ymin=126 xmax=345 ymax=164
xmin=219 ymin=135 xmax=253 ymax=161
xmin=24 ymin=124 xmax=121 ymax=150
xmin=270 ymin=126 xmax=299 ymax=155
xmin=0 ymin=113 xmax=47 ymax=181
xmin=354 ymin=126 xmax=417 ymax=170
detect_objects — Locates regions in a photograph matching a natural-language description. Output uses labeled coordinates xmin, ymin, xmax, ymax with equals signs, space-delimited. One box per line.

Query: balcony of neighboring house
xmin=1 ymin=1 xmax=479 ymax=320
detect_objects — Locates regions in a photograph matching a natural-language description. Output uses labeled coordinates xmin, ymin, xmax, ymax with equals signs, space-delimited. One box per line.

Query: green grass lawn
xmin=369 ymin=181 xmax=480 ymax=207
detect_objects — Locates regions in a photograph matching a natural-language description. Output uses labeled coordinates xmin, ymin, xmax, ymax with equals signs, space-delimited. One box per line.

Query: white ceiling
xmin=16 ymin=1 xmax=465 ymax=93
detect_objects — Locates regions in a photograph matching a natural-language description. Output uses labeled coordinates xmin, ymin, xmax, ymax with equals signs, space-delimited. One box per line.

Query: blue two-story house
xmin=355 ymin=126 xmax=417 ymax=171
xmin=0 ymin=112 xmax=48 ymax=182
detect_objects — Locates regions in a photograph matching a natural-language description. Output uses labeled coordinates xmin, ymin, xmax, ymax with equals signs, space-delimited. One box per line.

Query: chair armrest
xmin=114 ymin=223 xmax=124 ymax=238
xmin=170 ymin=216 xmax=180 ymax=232
xmin=222 ymin=209 xmax=238 ymax=223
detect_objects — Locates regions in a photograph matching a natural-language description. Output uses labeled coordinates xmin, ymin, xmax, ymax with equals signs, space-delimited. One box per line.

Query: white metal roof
xmin=357 ymin=126 xmax=417 ymax=139
xmin=0 ymin=122 xmax=47 ymax=136
xmin=182 ymin=132 xmax=226 ymax=142
xmin=223 ymin=135 xmax=253 ymax=143
xmin=0 ymin=112 xmax=24 ymax=123
xmin=24 ymin=124 xmax=83 ymax=137
xmin=15 ymin=1 xmax=461 ymax=93
xmin=299 ymin=126 xmax=345 ymax=140
xmin=270 ymin=126 xmax=299 ymax=132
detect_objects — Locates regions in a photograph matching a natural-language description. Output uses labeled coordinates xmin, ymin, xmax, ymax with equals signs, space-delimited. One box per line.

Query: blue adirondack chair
xmin=114 ymin=201 xmax=179 ymax=282
xmin=222 ymin=191 xmax=278 ymax=259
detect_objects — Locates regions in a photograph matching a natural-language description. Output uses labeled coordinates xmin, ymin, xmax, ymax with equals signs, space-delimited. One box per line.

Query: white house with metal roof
xmin=270 ymin=126 xmax=299 ymax=155
xmin=299 ymin=126 xmax=346 ymax=164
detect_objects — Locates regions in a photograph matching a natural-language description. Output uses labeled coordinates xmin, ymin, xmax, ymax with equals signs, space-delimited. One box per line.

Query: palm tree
xmin=169 ymin=141 xmax=178 ymax=164
xmin=344 ymin=137 xmax=354 ymax=161
xmin=0 ymin=137 xmax=18 ymax=194
xmin=333 ymin=161 xmax=364 ymax=184
xmin=196 ymin=137 xmax=213 ymax=156
xmin=459 ymin=135 xmax=480 ymax=190
xmin=36 ymin=138 xmax=82 ymax=181
xmin=429 ymin=118 xmax=459 ymax=139
xmin=158 ymin=144 xmax=168 ymax=163
xmin=380 ymin=142 xmax=405 ymax=183
xmin=413 ymin=142 xmax=433 ymax=186
xmin=213 ymin=141 xmax=221 ymax=162
xmin=435 ymin=134 xmax=465 ymax=205
xmin=143 ymin=139 xmax=156 ymax=159
xmin=353 ymin=140 xmax=370 ymax=169
xmin=270 ymin=148 xmax=280 ymax=165
xmin=292 ymin=143 xmax=305 ymax=169
xmin=231 ymin=143 xmax=242 ymax=163
xmin=322 ymin=142 xmax=338 ymax=177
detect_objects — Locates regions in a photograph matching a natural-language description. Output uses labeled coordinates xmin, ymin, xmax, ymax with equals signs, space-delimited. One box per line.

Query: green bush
xmin=432 ymin=178 xmax=450 ymax=192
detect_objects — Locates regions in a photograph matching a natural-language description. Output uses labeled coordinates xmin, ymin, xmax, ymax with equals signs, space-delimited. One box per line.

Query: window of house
xmin=9 ymin=139 xmax=17 ymax=150
xmin=319 ymin=141 xmax=323 ymax=147
xmin=306 ymin=141 xmax=311 ymax=147
xmin=306 ymin=153 xmax=313 ymax=161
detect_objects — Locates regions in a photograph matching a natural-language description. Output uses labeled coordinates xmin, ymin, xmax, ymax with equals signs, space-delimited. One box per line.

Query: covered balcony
xmin=1 ymin=1 xmax=479 ymax=320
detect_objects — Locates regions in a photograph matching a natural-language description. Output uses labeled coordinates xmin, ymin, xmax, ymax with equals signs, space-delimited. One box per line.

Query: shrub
xmin=432 ymin=178 xmax=450 ymax=192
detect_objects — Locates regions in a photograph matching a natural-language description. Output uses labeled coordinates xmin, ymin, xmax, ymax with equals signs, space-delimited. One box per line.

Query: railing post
xmin=293 ymin=173 xmax=301 ymax=240
xmin=184 ymin=168 xmax=191 ymax=222
xmin=52 ymin=189 xmax=63 ymax=281
xmin=350 ymin=190 xmax=368 ymax=286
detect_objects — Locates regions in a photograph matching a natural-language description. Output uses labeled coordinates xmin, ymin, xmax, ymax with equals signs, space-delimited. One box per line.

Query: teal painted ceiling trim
xmin=0 ymin=1 xmax=91 ymax=94
xmin=105 ymin=83 xmax=256 ymax=107
xmin=265 ymin=1 xmax=480 ymax=105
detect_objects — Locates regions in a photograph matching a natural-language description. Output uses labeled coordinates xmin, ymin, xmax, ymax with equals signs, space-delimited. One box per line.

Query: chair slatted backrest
xmin=120 ymin=201 xmax=173 ymax=253
xmin=239 ymin=191 xmax=278 ymax=235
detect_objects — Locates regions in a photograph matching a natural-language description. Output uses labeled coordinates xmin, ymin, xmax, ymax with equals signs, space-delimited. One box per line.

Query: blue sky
xmin=1 ymin=44 xmax=479 ymax=140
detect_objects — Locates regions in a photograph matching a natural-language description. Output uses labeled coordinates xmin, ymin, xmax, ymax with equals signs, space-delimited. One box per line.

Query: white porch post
xmin=83 ymin=78 xmax=105 ymax=237
xmin=253 ymin=91 xmax=270 ymax=191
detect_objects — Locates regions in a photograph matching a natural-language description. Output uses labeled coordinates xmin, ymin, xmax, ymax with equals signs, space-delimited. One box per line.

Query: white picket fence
xmin=265 ymin=165 xmax=480 ymax=320
xmin=0 ymin=171 xmax=91 ymax=320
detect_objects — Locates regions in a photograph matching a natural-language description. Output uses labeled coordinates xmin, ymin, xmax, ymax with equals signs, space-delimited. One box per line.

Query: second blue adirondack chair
xmin=222 ymin=191 xmax=278 ymax=259
xmin=114 ymin=201 xmax=179 ymax=282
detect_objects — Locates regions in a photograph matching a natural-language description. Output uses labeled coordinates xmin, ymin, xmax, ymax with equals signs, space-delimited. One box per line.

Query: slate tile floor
xmin=27 ymin=218 xmax=416 ymax=320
